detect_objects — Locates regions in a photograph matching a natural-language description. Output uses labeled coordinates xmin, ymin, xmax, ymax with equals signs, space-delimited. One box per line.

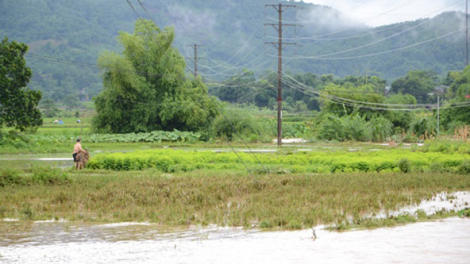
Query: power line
xmin=265 ymin=0 xmax=464 ymax=41
xmin=282 ymin=73 xmax=470 ymax=111
xmin=265 ymin=3 xmax=299 ymax=146
xmin=129 ymin=0 xmax=268 ymax=174
xmin=271 ymin=29 xmax=463 ymax=60
xmin=205 ymin=24 xmax=264 ymax=68
xmin=296 ymin=0 xmax=417 ymax=39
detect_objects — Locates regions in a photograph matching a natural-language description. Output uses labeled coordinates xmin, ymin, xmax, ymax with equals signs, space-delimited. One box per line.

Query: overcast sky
xmin=302 ymin=0 xmax=466 ymax=26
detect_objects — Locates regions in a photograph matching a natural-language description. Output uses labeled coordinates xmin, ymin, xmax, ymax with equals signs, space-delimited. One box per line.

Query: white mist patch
xmin=166 ymin=5 xmax=216 ymax=37
xmin=303 ymin=0 xmax=464 ymax=27
xmin=297 ymin=5 xmax=367 ymax=30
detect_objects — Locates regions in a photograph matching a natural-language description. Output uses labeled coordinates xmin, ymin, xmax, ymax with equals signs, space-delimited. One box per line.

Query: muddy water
xmin=0 ymin=217 xmax=469 ymax=264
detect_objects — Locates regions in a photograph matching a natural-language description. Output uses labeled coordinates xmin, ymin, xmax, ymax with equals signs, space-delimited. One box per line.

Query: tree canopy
xmin=441 ymin=65 xmax=470 ymax=130
xmin=92 ymin=19 xmax=219 ymax=133
xmin=391 ymin=70 xmax=438 ymax=103
xmin=0 ymin=37 xmax=42 ymax=132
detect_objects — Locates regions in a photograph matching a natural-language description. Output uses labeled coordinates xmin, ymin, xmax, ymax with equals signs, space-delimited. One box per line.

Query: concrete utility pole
xmin=265 ymin=3 xmax=298 ymax=146
xmin=466 ymin=0 xmax=469 ymax=66
xmin=187 ymin=44 xmax=204 ymax=78
xmin=437 ymin=94 xmax=440 ymax=137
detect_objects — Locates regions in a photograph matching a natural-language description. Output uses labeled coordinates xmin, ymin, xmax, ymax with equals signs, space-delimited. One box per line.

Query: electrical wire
xmin=131 ymin=0 xmax=268 ymax=174
xmin=282 ymin=74 xmax=470 ymax=111
xmin=290 ymin=0 xmax=418 ymax=39
xmin=197 ymin=53 xmax=273 ymax=78
xmin=265 ymin=0 xmax=463 ymax=41
xmin=274 ymin=28 xmax=464 ymax=60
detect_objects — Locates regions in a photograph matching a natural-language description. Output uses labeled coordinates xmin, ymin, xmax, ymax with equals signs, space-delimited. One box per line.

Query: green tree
xmin=0 ymin=37 xmax=42 ymax=132
xmin=384 ymin=93 xmax=417 ymax=131
xmin=320 ymin=83 xmax=387 ymax=120
xmin=63 ymin=95 xmax=81 ymax=111
xmin=441 ymin=66 xmax=470 ymax=130
xmin=92 ymin=19 xmax=218 ymax=133
xmin=40 ymin=98 xmax=59 ymax=118
xmin=210 ymin=69 xmax=256 ymax=103
xmin=391 ymin=70 xmax=437 ymax=103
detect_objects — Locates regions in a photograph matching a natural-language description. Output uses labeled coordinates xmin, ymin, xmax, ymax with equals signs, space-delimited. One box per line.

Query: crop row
xmin=87 ymin=149 xmax=470 ymax=173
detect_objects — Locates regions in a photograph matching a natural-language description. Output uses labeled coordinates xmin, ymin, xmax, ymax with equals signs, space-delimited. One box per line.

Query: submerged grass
xmin=1 ymin=169 xmax=469 ymax=229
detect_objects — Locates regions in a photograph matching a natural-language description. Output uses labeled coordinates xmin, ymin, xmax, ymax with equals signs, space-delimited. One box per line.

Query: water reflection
xmin=1 ymin=218 xmax=470 ymax=264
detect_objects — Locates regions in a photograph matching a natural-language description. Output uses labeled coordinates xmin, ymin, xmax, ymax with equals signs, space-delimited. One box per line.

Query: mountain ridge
xmin=0 ymin=0 xmax=466 ymax=101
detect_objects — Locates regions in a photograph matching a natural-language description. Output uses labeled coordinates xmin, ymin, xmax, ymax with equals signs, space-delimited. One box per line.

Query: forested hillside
xmin=0 ymin=0 xmax=467 ymax=101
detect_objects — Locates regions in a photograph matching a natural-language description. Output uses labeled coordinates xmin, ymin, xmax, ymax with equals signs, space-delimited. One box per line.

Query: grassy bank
xmin=1 ymin=168 xmax=469 ymax=229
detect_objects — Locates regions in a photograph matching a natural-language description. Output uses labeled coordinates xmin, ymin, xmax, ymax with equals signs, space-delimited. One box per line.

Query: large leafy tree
xmin=0 ymin=37 xmax=42 ymax=132
xmin=391 ymin=70 xmax=438 ymax=104
xmin=209 ymin=69 xmax=257 ymax=103
xmin=319 ymin=83 xmax=387 ymax=120
xmin=93 ymin=19 xmax=219 ymax=133
xmin=441 ymin=66 xmax=470 ymax=130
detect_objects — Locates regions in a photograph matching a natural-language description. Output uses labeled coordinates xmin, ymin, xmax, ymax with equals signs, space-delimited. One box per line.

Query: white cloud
xmin=302 ymin=0 xmax=466 ymax=26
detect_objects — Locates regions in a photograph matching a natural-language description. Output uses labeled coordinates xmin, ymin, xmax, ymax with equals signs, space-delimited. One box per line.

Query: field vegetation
xmin=3 ymin=20 xmax=470 ymax=233
xmin=1 ymin=168 xmax=469 ymax=230
xmin=85 ymin=148 xmax=470 ymax=174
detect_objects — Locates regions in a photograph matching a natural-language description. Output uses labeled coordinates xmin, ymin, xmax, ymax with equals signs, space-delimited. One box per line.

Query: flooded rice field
xmin=1 ymin=218 xmax=469 ymax=264
xmin=1 ymin=191 xmax=470 ymax=264
xmin=0 ymin=154 xmax=73 ymax=169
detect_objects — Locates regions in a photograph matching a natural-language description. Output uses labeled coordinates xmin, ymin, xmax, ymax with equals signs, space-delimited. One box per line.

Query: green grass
xmin=86 ymin=148 xmax=470 ymax=173
xmin=1 ymin=168 xmax=469 ymax=229
xmin=38 ymin=117 xmax=92 ymax=136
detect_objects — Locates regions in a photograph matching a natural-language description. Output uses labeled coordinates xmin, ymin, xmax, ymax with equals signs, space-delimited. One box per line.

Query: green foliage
xmin=320 ymin=83 xmax=387 ymax=120
xmin=1 ymin=167 xmax=469 ymax=226
xmin=86 ymin=148 xmax=470 ymax=173
xmin=93 ymin=19 xmax=219 ymax=133
xmin=210 ymin=110 xmax=268 ymax=141
xmin=317 ymin=114 xmax=392 ymax=142
xmin=384 ymin=93 xmax=417 ymax=131
xmin=391 ymin=70 xmax=438 ymax=103
xmin=409 ymin=116 xmax=436 ymax=139
xmin=63 ymin=95 xmax=81 ymax=111
xmin=422 ymin=139 xmax=470 ymax=154
xmin=398 ymin=159 xmax=411 ymax=173
xmin=0 ymin=37 xmax=43 ymax=131
xmin=441 ymin=66 xmax=470 ymax=129
xmin=31 ymin=167 xmax=70 ymax=185
xmin=458 ymin=208 xmax=470 ymax=217
xmin=457 ymin=160 xmax=470 ymax=174
xmin=40 ymin=98 xmax=60 ymax=118
xmin=1 ymin=1 xmax=467 ymax=104
xmin=260 ymin=220 xmax=273 ymax=228
xmin=0 ymin=168 xmax=24 ymax=187
xmin=87 ymin=130 xmax=201 ymax=143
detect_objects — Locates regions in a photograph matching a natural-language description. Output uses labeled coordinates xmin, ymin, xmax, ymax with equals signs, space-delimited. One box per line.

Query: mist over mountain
xmin=0 ymin=0 xmax=466 ymax=101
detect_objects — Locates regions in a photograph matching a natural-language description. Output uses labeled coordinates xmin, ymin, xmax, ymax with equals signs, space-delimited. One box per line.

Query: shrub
xmin=317 ymin=114 xmax=381 ymax=142
xmin=260 ymin=220 xmax=273 ymax=228
xmin=31 ymin=167 xmax=70 ymax=185
xmin=210 ymin=111 xmax=266 ymax=141
xmin=410 ymin=116 xmax=436 ymax=140
xmin=369 ymin=116 xmax=393 ymax=142
xmin=398 ymin=158 xmax=411 ymax=173
xmin=0 ymin=168 xmax=24 ymax=187
xmin=457 ymin=160 xmax=470 ymax=174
